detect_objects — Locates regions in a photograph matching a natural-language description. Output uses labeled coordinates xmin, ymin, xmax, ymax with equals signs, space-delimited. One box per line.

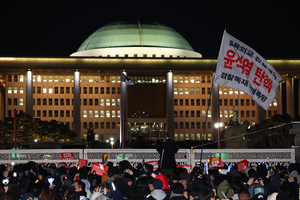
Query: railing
xmin=0 ymin=148 xmax=295 ymax=168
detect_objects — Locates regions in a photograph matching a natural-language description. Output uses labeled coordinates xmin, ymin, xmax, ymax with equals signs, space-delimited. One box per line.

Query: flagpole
xmin=199 ymin=82 xmax=214 ymax=169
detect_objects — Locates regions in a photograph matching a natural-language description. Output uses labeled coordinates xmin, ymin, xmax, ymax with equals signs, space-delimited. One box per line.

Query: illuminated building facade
xmin=0 ymin=21 xmax=299 ymax=143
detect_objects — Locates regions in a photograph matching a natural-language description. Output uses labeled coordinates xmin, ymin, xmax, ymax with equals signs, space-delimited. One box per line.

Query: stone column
xmin=286 ymin=77 xmax=294 ymax=118
xmin=26 ymin=70 xmax=33 ymax=117
xmin=166 ymin=71 xmax=174 ymax=139
xmin=73 ymin=69 xmax=81 ymax=142
xmin=120 ymin=71 xmax=128 ymax=147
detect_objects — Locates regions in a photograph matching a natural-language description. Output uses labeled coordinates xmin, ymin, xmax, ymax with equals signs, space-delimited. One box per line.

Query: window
xmin=252 ymin=110 xmax=255 ymax=117
xmin=202 ymin=88 xmax=205 ymax=94
xmin=8 ymin=75 xmax=12 ymax=82
xmin=208 ymin=110 xmax=211 ymax=118
xmin=273 ymin=99 xmax=277 ymax=106
xmin=89 ymin=87 xmax=93 ymax=94
xmin=118 ymin=87 xmax=120 ymax=94
xmin=66 ymin=87 xmax=70 ymax=94
xmin=66 ymin=75 xmax=70 ymax=83
xmin=185 ymin=110 xmax=189 ymax=117
xmin=174 ymin=99 xmax=178 ymax=106
xmin=241 ymin=110 xmax=245 ymax=117
xmin=89 ymin=110 xmax=93 ymax=118
xmin=208 ymin=122 xmax=211 ymax=129
xmin=207 ymin=88 xmax=211 ymax=94
xmin=202 ymin=99 xmax=205 ymax=106
xmin=174 ymin=122 xmax=178 ymax=129
xmin=180 ymin=110 xmax=184 ymax=117
xmin=112 ymin=87 xmax=116 ymax=94
xmin=112 ymin=110 xmax=116 ymax=118
xmin=20 ymin=75 xmax=24 ymax=82
xmin=106 ymin=122 xmax=110 ymax=129
xmin=112 ymin=122 xmax=116 ymax=129
xmin=229 ymin=88 xmax=233 ymax=95
xmin=185 ymin=99 xmax=189 ymax=106
xmin=191 ymin=99 xmax=194 ymax=106
xmin=202 ymin=110 xmax=206 ymax=117
xmin=55 ymin=87 xmax=58 ymax=94
xmin=100 ymin=122 xmax=104 ymax=129
xmin=106 ymin=99 xmax=110 ymax=106
xmin=174 ymin=88 xmax=178 ymax=95
xmin=95 ymin=110 xmax=99 ymax=118
xmin=83 ymin=87 xmax=87 ymax=94
xmin=197 ymin=110 xmax=200 ymax=117
xmin=197 ymin=122 xmax=200 ymax=129
xmin=60 ymin=75 xmax=64 ymax=82
xmin=219 ymin=88 xmax=222 ymax=95
xmin=191 ymin=87 xmax=194 ymax=94
xmin=37 ymin=110 xmax=41 ymax=117
xmin=118 ymin=110 xmax=120 ymax=118
xmin=37 ymin=75 xmax=41 ymax=82
xmin=179 ymin=76 xmax=183 ymax=83
xmin=112 ymin=76 xmax=116 ymax=83
xmin=180 ymin=122 xmax=184 ymax=129
xmin=191 ymin=122 xmax=195 ymax=129
xmin=19 ymin=98 xmax=23 ymax=105
xmin=106 ymin=87 xmax=110 ymax=94
xmin=224 ymin=110 xmax=228 ymax=117
xmin=95 ymin=87 xmax=99 ymax=94
xmin=196 ymin=99 xmax=200 ymax=106
xmin=241 ymin=99 xmax=244 ymax=106
xmin=8 ymin=98 xmax=12 ymax=105
xmin=196 ymin=87 xmax=200 ymax=94
xmin=66 ymin=110 xmax=70 ymax=117
xmin=186 ymin=122 xmax=189 ymax=129
xmin=230 ymin=99 xmax=233 ymax=106
xmin=89 ymin=76 xmax=93 ymax=83
xmin=174 ymin=76 xmax=178 ymax=83
xmin=179 ymin=88 xmax=183 ymax=95
xmin=219 ymin=99 xmax=222 ymax=106
xmin=246 ymin=99 xmax=250 ymax=106
xmin=174 ymin=110 xmax=178 ymax=117
xmin=117 ymin=99 xmax=120 ymax=106
xmin=14 ymin=87 xmax=18 ymax=94
xmin=48 ymin=99 xmax=52 ymax=105
xmin=83 ymin=99 xmax=87 ymax=106
xmin=48 ymin=87 xmax=53 ymax=94
xmin=191 ymin=110 xmax=195 ymax=117
xmin=106 ymin=76 xmax=110 ymax=83
xmin=252 ymin=100 xmax=255 ymax=106
xmin=60 ymin=110 xmax=64 ymax=117
xmin=43 ymin=98 xmax=47 ymax=105
xmin=207 ymin=76 xmax=211 ymax=83
xmin=246 ymin=110 xmax=250 ymax=117
xmin=49 ymin=110 xmax=53 ymax=117
xmin=83 ymin=110 xmax=87 ymax=118
xmin=100 ymin=110 xmax=104 ymax=118
xmin=106 ymin=110 xmax=110 ymax=118
xmin=8 ymin=86 xmax=12 ymax=94
xmin=111 ymin=99 xmax=116 ymax=106
xmin=185 ymin=88 xmax=189 ymax=95
xmin=37 ymin=98 xmax=41 ymax=105
xmin=224 ymin=99 xmax=228 ymax=106
xmin=202 ymin=76 xmax=205 ymax=83
xmin=101 ymin=99 xmax=105 ymax=106
xmin=224 ymin=88 xmax=228 ymax=95
xmin=43 ymin=75 xmax=47 ymax=82
xmin=101 ymin=87 xmax=104 ymax=94
xmin=190 ymin=76 xmax=194 ymax=83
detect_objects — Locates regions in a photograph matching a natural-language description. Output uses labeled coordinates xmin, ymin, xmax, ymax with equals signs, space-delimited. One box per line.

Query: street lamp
xmin=214 ymin=122 xmax=223 ymax=149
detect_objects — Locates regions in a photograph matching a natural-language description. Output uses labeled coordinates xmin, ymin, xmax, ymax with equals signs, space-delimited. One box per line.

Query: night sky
xmin=0 ymin=1 xmax=299 ymax=59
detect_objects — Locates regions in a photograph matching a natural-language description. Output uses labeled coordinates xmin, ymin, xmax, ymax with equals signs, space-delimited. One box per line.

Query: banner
xmin=79 ymin=159 xmax=88 ymax=168
xmin=237 ymin=159 xmax=248 ymax=172
xmin=214 ymin=32 xmax=282 ymax=110
xmin=91 ymin=162 xmax=109 ymax=176
xmin=61 ymin=152 xmax=74 ymax=160
xmin=177 ymin=165 xmax=193 ymax=174
xmin=147 ymin=161 xmax=159 ymax=171
xmin=102 ymin=153 xmax=108 ymax=165
xmin=210 ymin=157 xmax=222 ymax=167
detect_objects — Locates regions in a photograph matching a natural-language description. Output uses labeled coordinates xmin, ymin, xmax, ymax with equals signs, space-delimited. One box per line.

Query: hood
xmin=150 ymin=189 xmax=167 ymax=200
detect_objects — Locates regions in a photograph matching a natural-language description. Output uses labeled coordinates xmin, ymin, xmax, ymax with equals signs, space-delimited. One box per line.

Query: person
xmin=145 ymin=179 xmax=168 ymax=200
xmin=169 ymin=182 xmax=186 ymax=200
xmin=156 ymin=132 xmax=179 ymax=177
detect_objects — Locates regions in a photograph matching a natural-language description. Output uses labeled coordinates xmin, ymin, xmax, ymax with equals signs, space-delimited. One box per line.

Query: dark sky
xmin=0 ymin=1 xmax=299 ymax=59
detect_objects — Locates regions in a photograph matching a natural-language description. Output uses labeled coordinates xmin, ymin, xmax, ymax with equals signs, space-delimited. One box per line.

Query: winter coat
xmin=156 ymin=139 xmax=179 ymax=169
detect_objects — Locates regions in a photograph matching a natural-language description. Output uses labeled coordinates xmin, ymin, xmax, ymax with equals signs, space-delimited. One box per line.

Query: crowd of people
xmin=0 ymin=157 xmax=299 ymax=200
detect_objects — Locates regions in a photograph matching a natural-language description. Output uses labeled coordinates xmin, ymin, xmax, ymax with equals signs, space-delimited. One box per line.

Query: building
xmin=0 ymin=20 xmax=299 ymax=144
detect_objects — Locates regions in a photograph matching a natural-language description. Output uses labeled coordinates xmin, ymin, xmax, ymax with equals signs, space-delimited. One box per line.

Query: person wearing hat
xmin=252 ymin=185 xmax=266 ymax=200
xmin=145 ymin=179 xmax=168 ymax=200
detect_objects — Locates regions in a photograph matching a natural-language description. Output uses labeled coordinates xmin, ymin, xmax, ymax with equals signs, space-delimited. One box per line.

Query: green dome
xmin=77 ymin=20 xmax=194 ymax=52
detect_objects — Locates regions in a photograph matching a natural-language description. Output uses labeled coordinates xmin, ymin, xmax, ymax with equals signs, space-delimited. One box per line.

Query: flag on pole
xmin=121 ymin=72 xmax=135 ymax=85
xmin=214 ymin=32 xmax=282 ymax=110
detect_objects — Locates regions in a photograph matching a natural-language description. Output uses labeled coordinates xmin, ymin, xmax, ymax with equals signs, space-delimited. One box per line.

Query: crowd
xmin=0 ymin=158 xmax=299 ymax=200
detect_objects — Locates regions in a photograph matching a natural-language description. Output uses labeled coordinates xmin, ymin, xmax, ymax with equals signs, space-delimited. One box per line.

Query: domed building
xmin=0 ymin=20 xmax=297 ymax=146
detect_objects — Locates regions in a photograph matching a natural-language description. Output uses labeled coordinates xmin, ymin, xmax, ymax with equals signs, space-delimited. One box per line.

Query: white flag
xmin=214 ymin=32 xmax=282 ymax=110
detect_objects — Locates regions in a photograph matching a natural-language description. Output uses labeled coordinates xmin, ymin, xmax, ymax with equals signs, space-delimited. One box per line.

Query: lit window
xmin=106 ymin=76 xmax=110 ymax=83
xmin=112 ymin=110 xmax=116 ymax=118
xmin=37 ymin=75 xmax=41 ymax=82
xmin=60 ymin=76 xmax=64 ymax=82
xmin=54 ymin=75 xmax=58 ymax=82
xmin=229 ymin=88 xmax=233 ymax=95
xmin=185 ymin=133 xmax=189 ymax=140
xmin=112 ymin=99 xmax=116 ymax=106
xmin=19 ymin=98 xmax=23 ymax=106
xmin=230 ymin=110 xmax=233 ymax=117
xmin=196 ymin=76 xmax=200 ymax=83
xmin=83 ymin=110 xmax=87 ymax=118
xmin=240 ymin=91 xmax=244 ymax=94
xmin=185 ymin=88 xmax=189 ymax=95
xmin=185 ymin=76 xmax=189 ymax=83
xmin=174 ymin=76 xmax=178 ymax=83
xmin=20 ymin=87 xmax=24 ymax=94
xmin=197 ymin=133 xmax=201 ymax=140
xmin=19 ymin=75 xmax=24 ymax=82
xmin=43 ymin=87 xmax=47 ymax=94
xmin=48 ymin=87 xmax=53 ymax=94
xmin=179 ymin=76 xmax=183 ymax=83
xmin=191 ymin=87 xmax=194 ymax=94
xmin=33 ymin=75 xmax=35 ymax=82
xmin=89 ymin=110 xmax=93 ymax=118
xmin=235 ymin=89 xmax=238 ymax=95
xmin=251 ymin=122 xmax=255 ymax=126
xmin=49 ymin=75 xmax=53 ymax=82
xmin=220 ymin=110 xmax=222 ymax=117
xmin=190 ymin=76 xmax=194 ymax=83
xmin=180 ymin=134 xmax=184 ymax=141
xmin=95 ymin=110 xmax=99 ymax=118
xmin=8 ymin=86 xmax=12 ymax=94
xmin=89 ymin=76 xmax=93 ymax=83
xmin=224 ymin=110 xmax=228 ymax=118
xmin=112 ymin=76 xmax=116 ymax=83
xmin=117 ymin=110 xmax=120 ymax=118
xmin=273 ymin=99 xmax=277 ymax=106
xmin=106 ymin=99 xmax=110 ymax=106
xmin=208 ymin=134 xmax=212 ymax=140
xmin=174 ymin=88 xmax=178 ymax=95
xmin=100 ymin=110 xmax=104 ymax=118
xmin=100 ymin=99 xmax=104 ymax=106
xmin=224 ymin=88 xmax=228 ymax=95
xmin=14 ymin=87 xmax=18 ymax=94
xmin=117 ymin=76 xmax=120 ymax=83
xmin=219 ymin=88 xmax=222 ymax=95
xmin=95 ymin=76 xmax=99 ymax=83
xmin=66 ymin=76 xmax=70 ymax=82
xmin=196 ymin=87 xmax=200 ymax=94
xmin=208 ymin=110 xmax=211 ymax=118
xmin=179 ymin=88 xmax=183 ymax=95
xmin=202 ymin=110 xmax=206 ymax=117
xmin=117 ymin=99 xmax=120 ymax=106
xmin=106 ymin=110 xmax=110 ymax=118
xmin=43 ymin=75 xmax=47 ymax=82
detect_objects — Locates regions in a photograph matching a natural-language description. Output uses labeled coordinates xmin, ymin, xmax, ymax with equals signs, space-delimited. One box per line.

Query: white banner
xmin=214 ymin=32 xmax=282 ymax=110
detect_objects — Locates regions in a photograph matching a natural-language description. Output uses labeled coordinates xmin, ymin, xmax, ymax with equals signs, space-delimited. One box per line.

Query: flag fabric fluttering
xmin=213 ymin=32 xmax=282 ymax=110
xmin=121 ymin=72 xmax=135 ymax=85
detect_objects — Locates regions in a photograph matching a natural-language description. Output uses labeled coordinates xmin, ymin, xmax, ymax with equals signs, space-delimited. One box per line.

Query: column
xmin=166 ymin=71 xmax=174 ymax=139
xmin=73 ymin=69 xmax=81 ymax=142
xmin=26 ymin=70 xmax=33 ymax=117
xmin=120 ymin=71 xmax=128 ymax=147
xmin=212 ymin=74 xmax=219 ymax=142
xmin=286 ymin=77 xmax=294 ymax=118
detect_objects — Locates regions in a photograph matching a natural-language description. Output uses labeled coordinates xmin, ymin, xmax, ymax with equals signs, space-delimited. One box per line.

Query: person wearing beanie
xmin=145 ymin=179 xmax=168 ymax=200
xmin=252 ymin=185 xmax=266 ymax=200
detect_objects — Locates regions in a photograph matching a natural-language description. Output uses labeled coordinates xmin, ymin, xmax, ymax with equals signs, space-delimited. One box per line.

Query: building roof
xmin=70 ymin=20 xmax=202 ymax=58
